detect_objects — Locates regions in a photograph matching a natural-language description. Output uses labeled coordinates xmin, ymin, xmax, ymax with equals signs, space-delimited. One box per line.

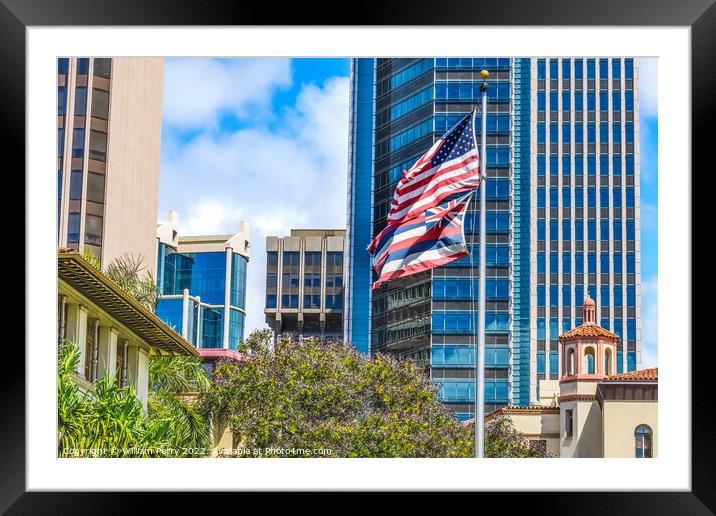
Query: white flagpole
xmin=476 ymin=70 xmax=489 ymax=458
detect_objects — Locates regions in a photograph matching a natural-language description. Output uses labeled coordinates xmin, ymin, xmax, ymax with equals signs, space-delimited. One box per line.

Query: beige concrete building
xmin=484 ymin=296 xmax=657 ymax=458
xmin=58 ymin=250 xmax=198 ymax=411
xmin=265 ymin=229 xmax=345 ymax=339
xmin=57 ymin=57 xmax=164 ymax=275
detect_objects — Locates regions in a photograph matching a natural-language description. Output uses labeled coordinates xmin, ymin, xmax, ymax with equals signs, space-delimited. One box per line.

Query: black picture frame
xmin=4 ymin=0 xmax=710 ymax=512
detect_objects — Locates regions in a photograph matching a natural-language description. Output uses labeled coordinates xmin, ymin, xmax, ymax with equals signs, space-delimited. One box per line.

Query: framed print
xmin=3 ymin=0 xmax=712 ymax=512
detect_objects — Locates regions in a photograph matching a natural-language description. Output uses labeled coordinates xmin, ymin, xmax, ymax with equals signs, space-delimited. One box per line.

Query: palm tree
xmin=147 ymin=356 xmax=212 ymax=453
xmin=105 ymin=253 xmax=158 ymax=312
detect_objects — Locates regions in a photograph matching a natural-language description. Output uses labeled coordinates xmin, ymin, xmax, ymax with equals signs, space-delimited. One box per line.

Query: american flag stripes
xmin=369 ymin=111 xmax=482 ymax=289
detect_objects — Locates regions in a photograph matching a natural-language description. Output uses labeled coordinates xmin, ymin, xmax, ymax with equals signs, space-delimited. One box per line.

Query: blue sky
xmin=158 ymin=57 xmax=658 ymax=367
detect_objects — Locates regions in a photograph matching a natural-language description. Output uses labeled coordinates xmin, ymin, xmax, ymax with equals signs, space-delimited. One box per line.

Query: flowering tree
xmin=202 ymin=330 xmax=473 ymax=458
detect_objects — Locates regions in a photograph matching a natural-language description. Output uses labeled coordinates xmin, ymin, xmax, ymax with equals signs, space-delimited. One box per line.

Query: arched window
xmin=584 ymin=347 xmax=595 ymax=374
xmin=635 ymin=424 xmax=653 ymax=458
xmin=604 ymin=348 xmax=612 ymax=375
xmin=567 ymin=348 xmax=575 ymax=375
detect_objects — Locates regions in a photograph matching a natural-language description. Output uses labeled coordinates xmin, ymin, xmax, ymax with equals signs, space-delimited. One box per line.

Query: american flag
xmin=369 ymin=112 xmax=482 ymax=289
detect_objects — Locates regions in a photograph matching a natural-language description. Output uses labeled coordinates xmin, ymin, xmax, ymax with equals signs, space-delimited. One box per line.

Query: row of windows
xmin=538 ymin=251 xmax=636 ymax=274
xmin=435 ymin=81 xmax=510 ymax=101
xmin=437 ymin=379 xmax=509 ymax=403
xmin=435 ymin=113 xmax=510 ymax=134
xmin=537 ymin=58 xmax=634 ymax=81
xmin=435 ymin=57 xmax=511 ymax=69
xmin=433 ymin=278 xmax=510 ymax=300
xmin=432 ymin=346 xmax=509 ymax=367
xmin=537 ymin=317 xmax=637 ymax=340
xmin=66 ymin=212 xmax=103 ymax=246
xmin=64 ymin=170 xmax=105 ymax=203
xmin=537 ymin=122 xmax=635 ymax=144
xmin=388 ymin=59 xmax=433 ymax=89
xmin=389 ymin=86 xmax=433 ymax=120
xmin=537 ymin=218 xmax=636 ymax=241
xmin=387 ymin=118 xmax=433 ymax=153
xmin=537 ymin=154 xmax=636 ymax=176
xmin=537 ymin=285 xmax=637 ymax=307
xmin=267 ymin=251 xmax=343 ymax=268
xmin=538 ymin=187 xmax=637 ymax=210
xmin=537 ymin=90 xmax=635 ymax=112
xmin=57 ymin=127 xmax=108 ymax=161
xmin=432 ymin=312 xmax=510 ymax=334
xmin=266 ymin=294 xmax=344 ymax=310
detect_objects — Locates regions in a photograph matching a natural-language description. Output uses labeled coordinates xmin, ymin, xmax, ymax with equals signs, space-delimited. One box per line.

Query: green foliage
xmin=484 ymin=416 xmax=551 ymax=458
xmin=147 ymin=356 xmax=212 ymax=453
xmin=202 ymin=330 xmax=473 ymax=458
xmin=82 ymin=247 xmax=101 ymax=269
xmin=105 ymin=253 xmax=158 ymax=312
xmin=58 ymin=342 xmax=212 ymax=457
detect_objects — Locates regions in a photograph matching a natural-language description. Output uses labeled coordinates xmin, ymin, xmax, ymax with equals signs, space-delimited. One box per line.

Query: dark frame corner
xmin=4 ymin=0 xmax=712 ymax=513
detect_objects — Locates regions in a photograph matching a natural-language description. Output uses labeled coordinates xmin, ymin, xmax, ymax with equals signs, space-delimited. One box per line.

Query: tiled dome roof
xmin=559 ymin=323 xmax=619 ymax=340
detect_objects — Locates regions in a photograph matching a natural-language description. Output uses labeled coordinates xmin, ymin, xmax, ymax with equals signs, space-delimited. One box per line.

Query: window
xmin=86 ymin=172 xmax=105 ymax=203
xmin=58 ymin=85 xmax=67 ymax=116
xmin=93 ymin=58 xmax=112 ymax=78
xmin=265 ymin=294 xmax=276 ymax=309
xmin=67 ymin=212 xmax=81 ymax=242
xmin=267 ymin=252 xmax=278 ymax=266
xmin=58 ymin=58 xmax=69 ymax=74
xmin=537 ymin=252 xmax=545 ymax=273
xmin=565 ymin=409 xmax=574 ymax=437
xmin=266 ymin=273 xmax=277 ymax=288
xmin=635 ymin=424 xmax=653 ymax=458
xmin=84 ymin=214 xmax=103 ymax=245
xmin=76 ymin=58 xmax=89 ymax=75
xmin=91 ymin=88 xmax=110 ymax=120
xmin=89 ymin=130 xmax=107 ymax=162
xmin=74 ymin=87 xmax=87 ymax=116
xmin=327 ymin=251 xmax=343 ymax=268
xmin=72 ymin=128 xmax=85 ymax=158
xmin=69 ymin=170 xmax=83 ymax=200
xmin=605 ymin=348 xmax=613 ymax=374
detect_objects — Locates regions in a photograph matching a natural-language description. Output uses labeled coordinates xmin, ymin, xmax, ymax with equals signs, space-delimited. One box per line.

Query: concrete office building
xmin=57 ymin=57 xmax=164 ymax=274
xmin=345 ymin=57 xmax=641 ymax=419
xmin=156 ymin=210 xmax=250 ymax=355
xmin=265 ymin=230 xmax=345 ymax=340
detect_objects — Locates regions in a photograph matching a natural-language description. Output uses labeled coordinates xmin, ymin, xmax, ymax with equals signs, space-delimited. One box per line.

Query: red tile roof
xmin=559 ymin=322 xmax=619 ymax=340
xmin=603 ymin=367 xmax=658 ymax=382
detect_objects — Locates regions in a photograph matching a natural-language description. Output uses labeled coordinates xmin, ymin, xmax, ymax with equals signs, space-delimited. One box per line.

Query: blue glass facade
xmin=346 ymin=57 xmax=640 ymax=416
xmin=156 ymin=242 xmax=248 ymax=350
xmin=343 ymin=58 xmax=375 ymax=355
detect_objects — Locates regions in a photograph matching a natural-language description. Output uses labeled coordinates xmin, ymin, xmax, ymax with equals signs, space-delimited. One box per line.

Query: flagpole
xmin=476 ymin=70 xmax=489 ymax=458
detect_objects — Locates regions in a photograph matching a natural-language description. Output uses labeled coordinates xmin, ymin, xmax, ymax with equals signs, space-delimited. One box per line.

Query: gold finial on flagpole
xmin=480 ymin=69 xmax=490 ymax=79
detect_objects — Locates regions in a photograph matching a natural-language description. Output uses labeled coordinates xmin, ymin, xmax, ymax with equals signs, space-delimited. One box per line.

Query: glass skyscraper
xmin=344 ymin=57 xmax=641 ymax=419
xmin=155 ymin=211 xmax=250 ymax=351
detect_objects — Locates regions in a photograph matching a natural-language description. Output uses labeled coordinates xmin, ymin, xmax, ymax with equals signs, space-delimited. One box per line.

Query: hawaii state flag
xmin=369 ymin=111 xmax=482 ymax=289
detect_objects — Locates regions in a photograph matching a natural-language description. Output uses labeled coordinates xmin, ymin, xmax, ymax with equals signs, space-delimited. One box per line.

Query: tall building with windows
xmin=57 ymin=57 xmax=164 ymax=273
xmin=344 ymin=57 xmax=641 ymax=420
xmin=265 ymin=230 xmax=345 ymax=340
xmin=155 ymin=211 xmax=250 ymax=353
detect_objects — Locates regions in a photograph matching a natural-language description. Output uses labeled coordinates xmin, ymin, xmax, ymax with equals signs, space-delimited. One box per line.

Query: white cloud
xmin=638 ymin=58 xmax=658 ymax=119
xmin=159 ymin=71 xmax=350 ymax=335
xmin=162 ymin=58 xmax=292 ymax=130
xmin=640 ymin=275 xmax=658 ymax=368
